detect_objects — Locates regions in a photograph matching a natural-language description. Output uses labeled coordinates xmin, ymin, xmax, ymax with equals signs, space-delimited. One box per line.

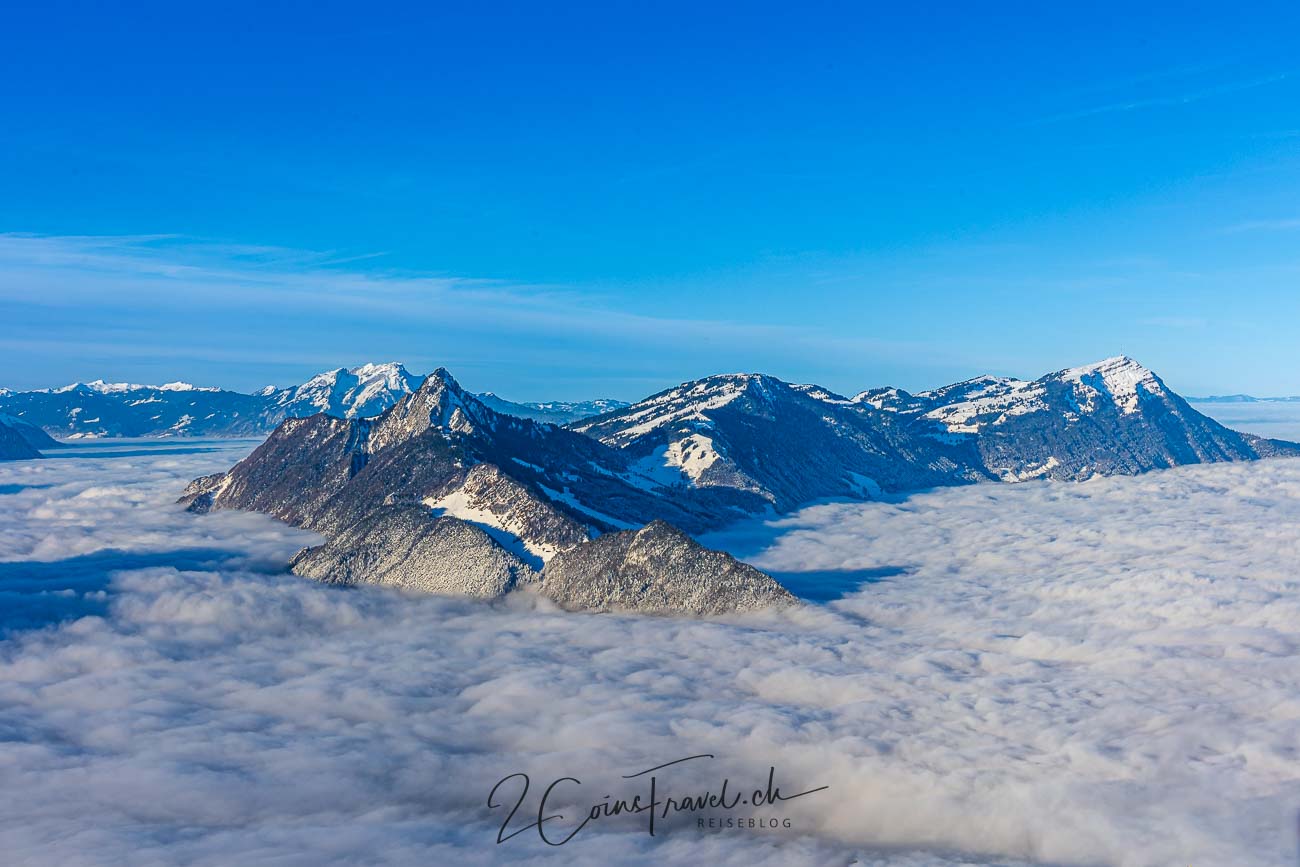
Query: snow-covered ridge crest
xmin=273 ymin=361 xmax=421 ymax=420
xmin=570 ymin=372 xmax=777 ymax=443
xmin=2 ymin=360 xmax=635 ymax=437
xmin=919 ymin=377 xmax=1044 ymax=434
xmin=1056 ymin=354 xmax=1164 ymax=414
xmin=859 ymin=356 xmax=1168 ymax=434
xmin=53 ymin=379 xmax=221 ymax=394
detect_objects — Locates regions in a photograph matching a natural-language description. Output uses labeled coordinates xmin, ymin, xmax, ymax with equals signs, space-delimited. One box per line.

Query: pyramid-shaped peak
xmin=420 ymin=367 xmax=466 ymax=394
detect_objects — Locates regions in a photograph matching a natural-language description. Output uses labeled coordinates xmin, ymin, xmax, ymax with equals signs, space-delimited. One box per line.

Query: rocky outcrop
xmin=289 ymin=506 xmax=537 ymax=599
xmin=177 ymin=473 xmax=229 ymax=512
xmin=537 ymin=520 xmax=796 ymax=615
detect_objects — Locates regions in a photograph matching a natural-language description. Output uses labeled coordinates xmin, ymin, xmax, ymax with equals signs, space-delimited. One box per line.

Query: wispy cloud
xmin=1219 ymin=217 xmax=1300 ymax=233
xmin=1033 ymin=72 xmax=1291 ymax=125
xmin=0 ymin=233 xmax=952 ymax=395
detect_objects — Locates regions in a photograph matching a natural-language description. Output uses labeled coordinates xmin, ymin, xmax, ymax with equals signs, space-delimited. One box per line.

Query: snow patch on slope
xmin=628 ymin=433 xmax=725 ymax=487
xmin=538 ymin=484 xmax=639 ymax=530
xmin=573 ymin=375 xmax=758 ymax=443
xmin=423 ymin=490 xmax=557 ymax=565
xmin=921 ymin=379 xmax=1044 ymax=433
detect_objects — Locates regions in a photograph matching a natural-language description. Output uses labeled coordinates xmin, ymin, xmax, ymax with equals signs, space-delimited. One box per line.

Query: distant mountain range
xmin=10 ymin=355 xmax=1300 ymax=612
xmin=1187 ymin=394 xmax=1300 ymax=403
xmin=476 ymin=393 xmax=631 ymax=424
xmin=0 ymin=362 xmax=629 ymax=441
xmin=178 ymin=356 xmax=1300 ymax=613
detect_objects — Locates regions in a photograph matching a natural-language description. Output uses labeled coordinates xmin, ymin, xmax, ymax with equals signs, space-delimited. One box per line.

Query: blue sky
xmin=3 ymin=1 xmax=1300 ymax=400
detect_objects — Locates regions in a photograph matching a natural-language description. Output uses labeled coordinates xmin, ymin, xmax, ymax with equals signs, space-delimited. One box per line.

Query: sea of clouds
xmin=1193 ymin=400 xmax=1300 ymax=443
xmin=2 ymin=440 xmax=1299 ymax=866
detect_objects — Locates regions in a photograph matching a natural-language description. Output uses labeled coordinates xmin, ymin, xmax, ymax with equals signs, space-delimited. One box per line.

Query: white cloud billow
xmin=1 ymin=441 xmax=1298 ymax=865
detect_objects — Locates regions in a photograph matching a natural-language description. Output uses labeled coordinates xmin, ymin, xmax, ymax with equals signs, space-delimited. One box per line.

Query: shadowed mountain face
xmin=570 ymin=373 xmax=990 ymax=512
xmin=567 ymin=356 xmax=1300 ymax=499
xmin=0 ymin=420 xmax=43 ymax=460
xmin=0 ymin=413 xmax=60 ymax=452
xmin=0 ymin=413 xmax=63 ymax=460
xmin=186 ymin=358 xmax=1300 ymax=545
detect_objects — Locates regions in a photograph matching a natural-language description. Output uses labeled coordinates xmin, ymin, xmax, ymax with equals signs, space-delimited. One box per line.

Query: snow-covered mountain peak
xmin=790 ymin=383 xmax=853 ymax=404
xmin=52 ymin=379 xmax=218 ymax=395
xmin=850 ymin=386 xmax=920 ymax=412
xmin=917 ymin=374 xmax=1031 ymax=404
xmin=277 ymin=362 xmax=422 ymax=419
xmin=569 ymin=373 xmax=769 ymax=443
xmin=158 ymin=381 xmax=218 ymax=392
xmin=352 ymin=361 xmax=415 ymax=386
xmin=54 ymin=380 xmax=129 ymax=394
xmin=1058 ymin=355 xmax=1157 ymax=384
xmin=1055 ymin=356 xmax=1164 ymax=414
xmin=919 ymin=379 xmax=1046 ymax=434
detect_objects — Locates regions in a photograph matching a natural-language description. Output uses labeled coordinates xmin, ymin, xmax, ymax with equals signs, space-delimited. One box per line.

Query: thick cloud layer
xmin=2 ymin=441 xmax=1299 ymax=866
xmin=1193 ymin=400 xmax=1300 ymax=442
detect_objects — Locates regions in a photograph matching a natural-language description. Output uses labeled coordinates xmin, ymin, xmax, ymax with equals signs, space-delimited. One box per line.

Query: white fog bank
xmin=1 ymin=441 xmax=1298 ymax=866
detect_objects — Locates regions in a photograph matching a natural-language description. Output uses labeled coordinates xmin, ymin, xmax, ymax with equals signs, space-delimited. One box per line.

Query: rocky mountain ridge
xmin=180 ymin=356 xmax=1300 ymax=615
xmin=850 ymin=356 xmax=1294 ymax=481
